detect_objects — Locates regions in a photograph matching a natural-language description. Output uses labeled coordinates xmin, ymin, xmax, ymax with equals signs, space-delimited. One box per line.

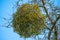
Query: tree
xmin=12 ymin=0 xmax=60 ymax=40
xmin=31 ymin=0 xmax=60 ymax=40
xmin=1 ymin=0 xmax=60 ymax=40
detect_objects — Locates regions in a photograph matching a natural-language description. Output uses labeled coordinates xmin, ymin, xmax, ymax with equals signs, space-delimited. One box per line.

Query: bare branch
xmin=48 ymin=14 xmax=60 ymax=40
xmin=44 ymin=24 xmax=50 ymax=30
xmin=54 ymin=26 xmax=58 ymax=40
xmin=16 ymin=0 xmax=20 ymax=6
xmin=41 ymin=0 xmax=53 ymax=24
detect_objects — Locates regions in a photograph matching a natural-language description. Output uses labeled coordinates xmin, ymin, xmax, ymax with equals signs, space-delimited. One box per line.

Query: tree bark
xmin=54 ymin=26 xmax=58 ymax=40
xmin=48 ymin=15 xmax=60 ymax=40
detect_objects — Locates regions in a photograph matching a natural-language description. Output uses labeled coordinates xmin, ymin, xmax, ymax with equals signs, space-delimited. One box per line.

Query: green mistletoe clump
xmin=12 ymin=4 xmax=46 ymax=38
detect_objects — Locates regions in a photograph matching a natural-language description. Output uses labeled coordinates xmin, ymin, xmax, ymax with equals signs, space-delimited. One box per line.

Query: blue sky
xmin=0 ymin=0 xmax=28 ymax=40
xmin=0 ymin=0 xmax=60 ymax=40
xmin=0 ymin=0 xmax=33 ymax=40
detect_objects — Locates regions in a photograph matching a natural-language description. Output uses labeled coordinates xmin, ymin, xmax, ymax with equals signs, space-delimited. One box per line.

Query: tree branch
xmin=54 ymin=26 xmax=58 ymax=40
xmin=41 ymin=0 xmax=53 ymax=24
xmin=48 ymin=15 xmax=60 ymax=40
xmin=44 ymin=24 xmax=51 ymax=30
